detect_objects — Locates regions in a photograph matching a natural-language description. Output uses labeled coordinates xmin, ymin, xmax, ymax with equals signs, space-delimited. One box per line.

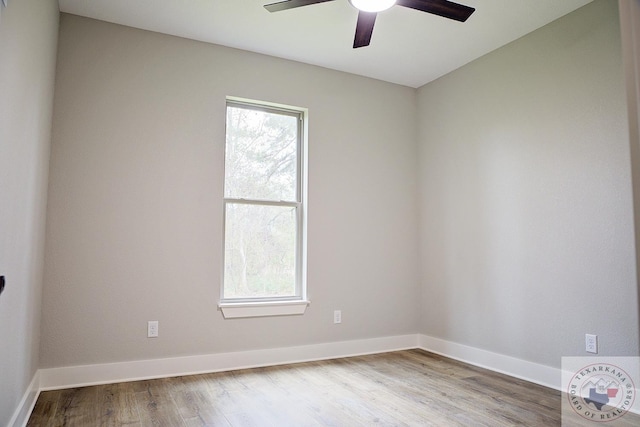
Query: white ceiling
xmin=58 ymin=0 xmax=593 ymax=88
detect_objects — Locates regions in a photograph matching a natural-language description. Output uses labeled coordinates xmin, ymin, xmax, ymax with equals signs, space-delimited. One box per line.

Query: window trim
xmin=220 ymin=97 xmax=309 ymax=317
xmin=219 ymin=299 xmax=310 ymax=319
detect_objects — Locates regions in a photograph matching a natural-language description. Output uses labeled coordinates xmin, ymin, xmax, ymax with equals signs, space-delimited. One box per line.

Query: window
xmin=220 ymin=98 xmax=308 ymax=318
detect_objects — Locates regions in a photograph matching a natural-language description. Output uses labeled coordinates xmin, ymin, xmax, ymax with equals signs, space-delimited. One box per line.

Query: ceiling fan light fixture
xmin=349 ymin=0 xmax=396 ymax=13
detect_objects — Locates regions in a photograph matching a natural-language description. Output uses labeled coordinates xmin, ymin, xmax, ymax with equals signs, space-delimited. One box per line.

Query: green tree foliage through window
xmin=223 ymin=101 xmax=303 ymax=301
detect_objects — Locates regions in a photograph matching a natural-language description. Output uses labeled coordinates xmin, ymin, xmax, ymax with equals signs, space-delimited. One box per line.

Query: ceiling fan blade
xmin=353 ymin=11 xmax=377 ymax=48
xmin=396 ymin=0 xmax=475 ymax=22
xmin=264 ymin=0 xmax=335 ymax=13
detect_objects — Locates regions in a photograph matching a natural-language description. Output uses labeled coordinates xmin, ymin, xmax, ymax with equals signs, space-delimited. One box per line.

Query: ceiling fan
xmin=264 ymin=0 xmax=475 ymax=48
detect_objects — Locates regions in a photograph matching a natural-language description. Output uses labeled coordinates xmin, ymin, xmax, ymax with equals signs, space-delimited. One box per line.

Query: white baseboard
xmin=418 ymin=334 xmax=563 ymax=390
xmin=9 ymin=371 xmax=40 ymax=427
xmin=38 ymin=333 xmax=562 ymax=393
xmin=39 ymin=334 xmax=418 ymax=390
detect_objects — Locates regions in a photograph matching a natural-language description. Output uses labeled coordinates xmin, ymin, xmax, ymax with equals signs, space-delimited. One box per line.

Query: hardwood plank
xmin=98 ymin=382 xmax=141 ymax=426
xmin=26 ymin=389 xmax=60 ymax=427
xmin=51 ymin=387 xmax=100 ymax=426
xmin=134 ymin=378 xmax=184 ymax=426
xmin=169 ymin=375 xmax=231 ymax=426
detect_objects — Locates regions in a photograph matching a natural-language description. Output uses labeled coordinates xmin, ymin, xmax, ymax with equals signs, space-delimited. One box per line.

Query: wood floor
xmin=27 ymin=349 xmax=639 ymax=426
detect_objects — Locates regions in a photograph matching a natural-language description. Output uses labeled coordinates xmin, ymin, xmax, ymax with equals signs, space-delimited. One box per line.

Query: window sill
xmin=219 ymin=300 xmax=310 ymax=319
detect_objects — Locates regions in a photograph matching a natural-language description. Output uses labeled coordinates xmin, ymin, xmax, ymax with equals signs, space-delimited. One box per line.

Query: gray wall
xmin=40 ymin=14 xmax=420 ymax=367
xmin=32 ymin=0 xmax=640 ymax=379
xmin=0 ymin=0 xmax=58 ymax=424
xmin=417 ymin=0 xmax=639 ymax=367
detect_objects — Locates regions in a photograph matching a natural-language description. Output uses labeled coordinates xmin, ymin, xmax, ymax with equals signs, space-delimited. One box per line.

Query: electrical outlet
xmin=334 ymin=310 xmax=342 ymax=324
xmin=148 ymin=321 xmax=159 ymax=338
xmin=586 ymin=334 xmax=598 ymax=353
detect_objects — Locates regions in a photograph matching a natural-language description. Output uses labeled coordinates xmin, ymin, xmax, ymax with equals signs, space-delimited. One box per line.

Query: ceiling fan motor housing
xmin=349 ymin=0 xmax=397 ymax=13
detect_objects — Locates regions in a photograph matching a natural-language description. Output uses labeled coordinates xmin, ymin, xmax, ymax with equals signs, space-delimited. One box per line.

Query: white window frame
xmin=219 ymin=97 xmax=309 ymax=318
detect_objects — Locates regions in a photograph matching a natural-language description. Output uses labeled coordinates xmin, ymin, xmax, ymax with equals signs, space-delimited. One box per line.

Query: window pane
xmin=225 ymin=106 xmax=298 ymax=201
xmin=224 ymin=203 xmax=297 ymax=299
